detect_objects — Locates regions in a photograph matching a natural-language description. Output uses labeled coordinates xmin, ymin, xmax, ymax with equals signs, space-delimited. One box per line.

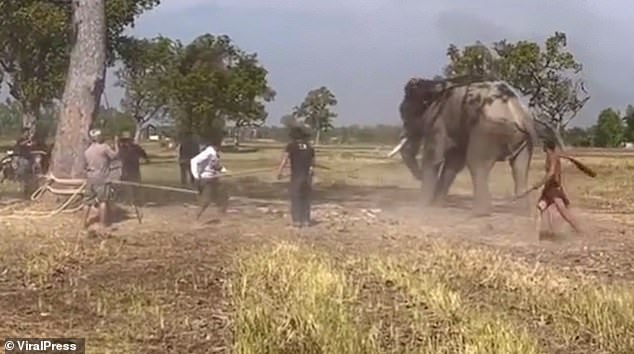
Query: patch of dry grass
xmin=231 ymin=241 xmax=634 ymax=353
xmin=231 ymin=243 xmax=379 ymax=354
xmin=88 ymin=286 xmax=165 ymax=353
xmin=403 ymin=244 xmax=634 ymax=353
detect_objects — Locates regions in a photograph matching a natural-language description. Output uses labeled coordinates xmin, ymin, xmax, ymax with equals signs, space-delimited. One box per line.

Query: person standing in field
xmin=277 ymin=126 xmax=315 ymax=228
xmin=117 ymin=131 xmax=149 ymax=207
xmin=515 ymin=138 xmax=596 ymax=237
xmin=190 ymin=137 xmax=229 ymax=220
xmin=178 ymin=132 xmax=199 ymax=186
xmin=83 ymin=129 xmax=119 ymax=230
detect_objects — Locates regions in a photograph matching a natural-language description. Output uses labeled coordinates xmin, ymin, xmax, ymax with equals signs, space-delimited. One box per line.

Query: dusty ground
xmin=0 ymin=143 xmax=633 ymax=353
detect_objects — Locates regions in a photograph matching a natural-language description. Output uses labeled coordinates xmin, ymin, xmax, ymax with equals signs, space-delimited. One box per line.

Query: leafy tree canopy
xmin=116 ymin=36 xmax=180 ymax=140
xmin=594 ymin=108 xmax=624 ymax=148
xmin=623 ymin=104 xmax=634 ymax=143
xmin=292 ymin=86 xmax=338 ymax=145
xmin=445 ymin=32 xmax=589 ymax=130
xmin=0 ymin=0 xmax=159 ymax=127
xmin=162 ymin=34 xmax=274 ymax=142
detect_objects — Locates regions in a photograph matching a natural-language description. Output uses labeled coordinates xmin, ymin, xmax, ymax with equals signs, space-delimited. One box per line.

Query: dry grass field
xmin=1 ymin=141 xmax=633 ymax=353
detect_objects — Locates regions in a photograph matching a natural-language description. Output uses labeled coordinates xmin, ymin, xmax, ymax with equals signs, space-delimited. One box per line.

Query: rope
xmin=0 ymin=155 xmax=387 ymax=220
xmin=0 ymin=167 xmax=277 ymax=220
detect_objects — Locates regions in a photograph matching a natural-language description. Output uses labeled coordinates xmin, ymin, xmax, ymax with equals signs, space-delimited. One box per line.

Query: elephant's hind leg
xmin=466 ymin=129 xmax=498 ymax=216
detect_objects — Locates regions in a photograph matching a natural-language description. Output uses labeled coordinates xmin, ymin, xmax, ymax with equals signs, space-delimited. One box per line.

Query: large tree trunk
xmin=314 ymin=129 xmax=321 ymax=146
xmin=134 ymin=121 xmax=143 ymax=143
xmin=49 ymin=0 xmax=106 ymax=179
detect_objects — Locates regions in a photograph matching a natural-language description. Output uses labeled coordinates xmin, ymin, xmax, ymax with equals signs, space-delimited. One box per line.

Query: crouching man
xmin=190 ymin=138 xmax=229 ymax=220
xmin=83 ymin=129 xmax=119 ymax=230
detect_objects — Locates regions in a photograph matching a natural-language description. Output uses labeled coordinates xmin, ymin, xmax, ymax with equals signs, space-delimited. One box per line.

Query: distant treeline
xmin=1 ymin=99 xmax=631 ymax=147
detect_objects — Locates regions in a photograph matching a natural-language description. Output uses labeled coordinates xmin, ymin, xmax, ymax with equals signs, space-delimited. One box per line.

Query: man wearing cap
xmin=117 ymin=131 xmax=149 ymax=207
xmin=190 ymin=137 xmax=229 ymax=220
xmin=276 ymin=125 xmax=315 ymax=228
xmin=83 ymin=129 xmax=119 ymax=230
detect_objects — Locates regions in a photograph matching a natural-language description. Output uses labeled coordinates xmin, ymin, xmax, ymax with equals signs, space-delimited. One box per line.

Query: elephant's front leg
xmin=420 ymin=154 xmax=441 ymax=206
xmin=467 ymin=160 xmax=496 ymax=216
xmin=434 ymin=149 xmax=466 ymax=203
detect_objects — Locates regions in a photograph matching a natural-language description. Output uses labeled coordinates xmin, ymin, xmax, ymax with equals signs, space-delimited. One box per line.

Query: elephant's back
xmin=443 ymin=81 xmax=535 ymax=137
xmin=447 ymin=81 xmax=520 ymax=104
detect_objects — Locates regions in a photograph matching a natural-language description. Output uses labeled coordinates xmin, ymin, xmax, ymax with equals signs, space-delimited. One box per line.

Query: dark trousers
xmin=120 ymin=174 xmax=142 ymax=206
xmin=197 ymin=178 xmax=229 ymax=218
xmin=180 ymin=162 xmax=194 ymax=186
xmin=289 ymin=178 xmax=312 ymax=224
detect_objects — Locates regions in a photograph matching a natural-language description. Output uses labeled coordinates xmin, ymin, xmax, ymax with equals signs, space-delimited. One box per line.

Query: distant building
xmin=141 ymin=124 xmax=174 ymax=140
xmin=623 ymin=142 xmax=634 ymax=149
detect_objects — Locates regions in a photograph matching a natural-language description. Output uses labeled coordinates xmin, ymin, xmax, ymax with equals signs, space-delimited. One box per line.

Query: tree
xmin=223 ymin=52 xmax=275 ymax=145
xmin=445 ymin=41 xmax=499 ymax=79
xmin=166 ymin=34 xmax=274 ymax=143
xmin=593 ymin=108 xmax=624 ymax=148
xmin=623 ymin=104 xmax=634 ymax=143
xmin=563 ymin=126 xmax=593 ymax=147
xmin=116 ymin=36 xmax=180 ymax=142
xmin=445 ymin=32 xmax=589 ymax=130
xmin=0 ymin=1 xmax=69 ymax=132
xmin=49 ymin=0 xmax=106 ymax=178
xmin=293 ymin=86 xmax=338 ymax=145
xmin=0 ymin=0 xmax=159 ymax=135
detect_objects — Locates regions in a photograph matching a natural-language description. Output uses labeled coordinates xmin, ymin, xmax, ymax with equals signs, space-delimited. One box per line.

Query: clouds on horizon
xmin=102 ymin=0 xmax=634 ymax=127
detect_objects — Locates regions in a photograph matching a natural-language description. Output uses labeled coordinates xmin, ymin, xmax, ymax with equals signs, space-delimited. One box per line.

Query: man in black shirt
xmin=117 ymin=132 xmax=149 ymax=207
xmin=277 ymin=126 xmax=315 ymax=228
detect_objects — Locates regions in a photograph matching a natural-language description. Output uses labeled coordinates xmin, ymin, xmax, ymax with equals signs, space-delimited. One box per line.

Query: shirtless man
xmin=518 ymin=139 xmax=595 ymax=236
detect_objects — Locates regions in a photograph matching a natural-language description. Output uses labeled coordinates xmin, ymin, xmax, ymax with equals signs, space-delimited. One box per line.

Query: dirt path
xmin=100 ymin=191 xmax=634 ymax=282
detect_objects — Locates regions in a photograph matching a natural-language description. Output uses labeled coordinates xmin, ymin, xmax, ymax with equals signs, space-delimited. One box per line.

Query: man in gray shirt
xmin=83 ymin=129 xmax=119 ymax=230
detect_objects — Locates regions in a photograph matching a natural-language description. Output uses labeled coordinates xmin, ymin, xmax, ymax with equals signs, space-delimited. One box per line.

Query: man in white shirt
xmin=190 ymin=138 xmax=228 ymax=219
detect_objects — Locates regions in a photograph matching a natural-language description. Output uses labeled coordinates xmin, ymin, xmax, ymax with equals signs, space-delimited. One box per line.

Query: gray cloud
xmin=100 ymin=0 xmax=634 ymax=126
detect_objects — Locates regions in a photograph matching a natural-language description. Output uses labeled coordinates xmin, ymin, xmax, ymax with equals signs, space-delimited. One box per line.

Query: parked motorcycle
xmin=1 ymin=149 xmax=17 ymax=183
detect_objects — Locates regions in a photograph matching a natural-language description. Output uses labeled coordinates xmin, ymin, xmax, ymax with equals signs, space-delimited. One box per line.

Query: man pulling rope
xmin=190 ymin=137 xmax=229 ymax=220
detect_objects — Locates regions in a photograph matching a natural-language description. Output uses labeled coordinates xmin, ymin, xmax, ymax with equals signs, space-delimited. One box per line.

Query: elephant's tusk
xmin=387 ymin=137 xmax=408 ymax=158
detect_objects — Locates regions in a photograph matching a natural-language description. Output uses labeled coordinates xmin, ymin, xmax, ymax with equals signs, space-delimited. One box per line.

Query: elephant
xmin=391 ymin=77 xmax=561 ymax=216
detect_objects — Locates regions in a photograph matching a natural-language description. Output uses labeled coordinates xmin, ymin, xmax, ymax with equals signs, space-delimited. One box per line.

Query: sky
xmin=102 ymin=0 xmax=634 ymax=127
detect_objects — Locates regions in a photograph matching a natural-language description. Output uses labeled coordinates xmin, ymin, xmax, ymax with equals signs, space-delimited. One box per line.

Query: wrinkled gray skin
xmin=397 ymin=78 xmax=561 ymax=216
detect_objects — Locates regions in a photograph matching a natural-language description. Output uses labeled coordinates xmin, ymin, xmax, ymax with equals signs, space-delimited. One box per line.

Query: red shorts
xmin=537 ymin=186 xmax=570 ymax=211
